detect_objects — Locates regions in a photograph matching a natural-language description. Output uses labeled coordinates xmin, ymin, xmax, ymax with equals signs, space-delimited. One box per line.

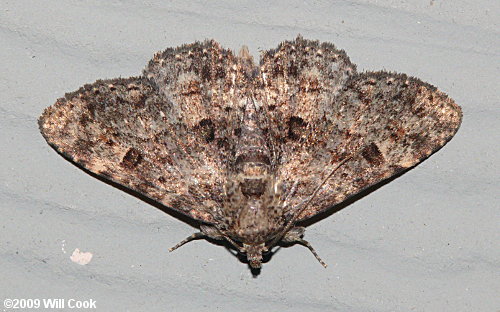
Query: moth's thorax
xmin=223 ymin=99 xmax=285 ymax=245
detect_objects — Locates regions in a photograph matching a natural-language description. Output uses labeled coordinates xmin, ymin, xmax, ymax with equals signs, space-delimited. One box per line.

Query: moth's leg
xmin=282 ymin=227 xmax=327 ymax=268
xmin=199 ymin=225 xmax=225 ymax=240
xmin=169 ymin=225 xmax=224 ymax=252
xmin=282 ymin=180 xmax=299 ymax=207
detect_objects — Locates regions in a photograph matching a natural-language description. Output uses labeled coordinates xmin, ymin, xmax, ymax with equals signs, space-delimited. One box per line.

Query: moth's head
xmin=242 ymin=243 xmax=267 ymax=268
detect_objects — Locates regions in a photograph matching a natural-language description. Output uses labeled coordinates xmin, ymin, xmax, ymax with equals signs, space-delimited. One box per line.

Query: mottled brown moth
xmin=39 ymin=37 xmax=462 ymax=269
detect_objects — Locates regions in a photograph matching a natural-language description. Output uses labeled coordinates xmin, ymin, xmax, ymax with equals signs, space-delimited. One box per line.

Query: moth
xmin=39 ymin=37 xmax=462 ymax=269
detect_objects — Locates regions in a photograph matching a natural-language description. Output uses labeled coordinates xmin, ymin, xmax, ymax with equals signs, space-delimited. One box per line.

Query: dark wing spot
xmin=201 ymin=64 xmax=211 ymax=81
xmin=121 ymin=147 xmax=143 ymax=168
xmin=361 ymin=142 xmax=385 ymax=166
xmin=197 ymin=118 xmax=215 ymax=142
xmin=131 ymin=92 xmax=147 ymax=109
xmin=287 ymin=61 xmax=298 ymax=77
xmin=288 ymin=116 xmax=308 ymax=140
xmin=409 ymin=133 xmax=428 ymax=150
xmin=217 ymin=137 xmax=229 ymax=150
